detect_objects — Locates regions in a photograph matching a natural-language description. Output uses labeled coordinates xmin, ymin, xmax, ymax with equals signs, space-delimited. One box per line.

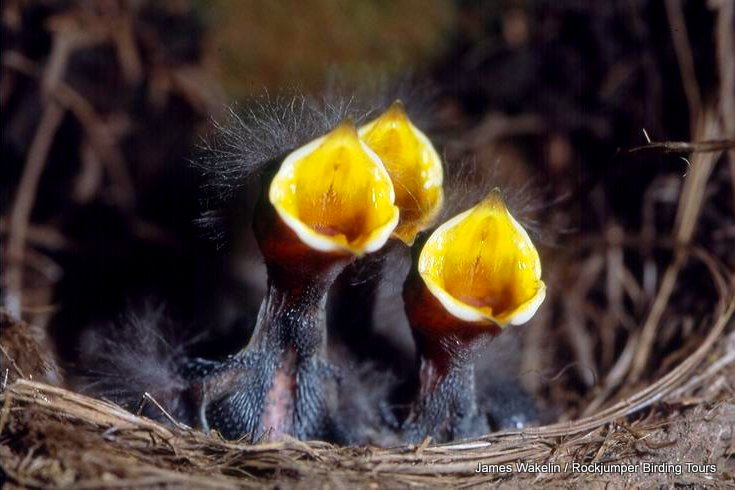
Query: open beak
xmin=359 ymin=101 xmax=444 ymax=245
xmin=418 ymin=189 xmax=545 ymax=327
xmin=269 ymin=120 xmax=400 ymax=256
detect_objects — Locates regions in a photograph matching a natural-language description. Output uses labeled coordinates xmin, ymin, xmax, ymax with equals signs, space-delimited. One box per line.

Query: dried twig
xmin=0 ymin=344 xmax=25 ymax=379
xmin=714 ymin=0 xmax=735 ymax=209
xmin=665 ymin=0 xmax=702 ymax=133
xmin=624 ymin=139 xmax=735 ymax=155
xmin=2 ymin=103 xmax=65 ymax=319
xmin=3 ymin=52 xmax=136 ymax=208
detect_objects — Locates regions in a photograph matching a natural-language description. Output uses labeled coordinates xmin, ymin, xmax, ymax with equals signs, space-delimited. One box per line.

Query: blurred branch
xmin=665 ymin=0 xmax=702 ymax=135
xmin=0 ymin=219 xmax=71 ymax=251
xmin=714 ymin=0 xmax=735 ymax=209
xmin=624 ymin=139 xmax=735 ymax=155
xmin=2 ymin=103 xmax=65 ymax=319
xmin=1 ymin=17 xmax=79 ymax=320
xmin=3 ymin=52 xmax=135 ymax=208
xmin=1 ymin=15 xmax=136 ymax=319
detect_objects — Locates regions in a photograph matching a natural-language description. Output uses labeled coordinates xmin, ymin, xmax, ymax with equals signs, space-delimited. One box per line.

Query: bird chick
xmin=190 ymin=121 xmax=399 ymax=441
xmin=329 ymin=100 xmax=444 ymax=367
xmin=75 ymin=303 xmax=196 ymax=424
xmin=402 ymin=189 xmax=545 ymax=443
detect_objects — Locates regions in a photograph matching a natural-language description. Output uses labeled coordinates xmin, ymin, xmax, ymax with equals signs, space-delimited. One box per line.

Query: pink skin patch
xmin=261 ymin=353 xmax=296 ymax=439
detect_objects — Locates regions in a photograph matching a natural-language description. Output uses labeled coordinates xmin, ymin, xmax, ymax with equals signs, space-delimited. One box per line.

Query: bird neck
xmin=248 ymin=260 xmax=344 ymax=357
xmin=404 ymin=330 xmax=493 ymax=443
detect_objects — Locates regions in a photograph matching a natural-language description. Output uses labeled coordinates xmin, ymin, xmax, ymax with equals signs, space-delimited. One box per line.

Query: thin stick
xmin=0 ymin=344 xmax=25 ymax=379
xmin=665 ymin=0 xmax=702 ymax=134
xmin=143 ymin=392 xmax=191 ymax=430
xmin=624 ymin=139 xmax=735 ymax=155
xmin=667 ymin=347 xmax=735 ymax=401
xmin=3 ymin=52 xmax=135 ymax=209
xmin=715 ymin=0 xmax=735 ymax=210
xmin=2 ymin=103 xmax=65 ymax=319
xmin=0 ymin=390 xmax=13 ymax=436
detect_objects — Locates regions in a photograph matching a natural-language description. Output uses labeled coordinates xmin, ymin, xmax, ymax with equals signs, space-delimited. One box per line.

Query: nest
xmin=2 ymin=0 xmax=735 ymax=487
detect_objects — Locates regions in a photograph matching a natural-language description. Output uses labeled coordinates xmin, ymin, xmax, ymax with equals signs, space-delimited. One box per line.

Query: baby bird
xmin=329 ymin=100 xmax=445 ymax=368
xmin=189 ymin=120 xmax=399 ymax=441
xmin=401 ymin=189 xmax=545 ymax=443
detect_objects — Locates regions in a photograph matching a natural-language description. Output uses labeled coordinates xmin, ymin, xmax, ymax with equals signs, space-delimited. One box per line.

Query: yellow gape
xmin=418 ymin=189 xmax=546 ymax=327
xmin=359 ymin=101 xmax=444 ymax=245
xmin=269 ymin=120 xmax=399 ymax=255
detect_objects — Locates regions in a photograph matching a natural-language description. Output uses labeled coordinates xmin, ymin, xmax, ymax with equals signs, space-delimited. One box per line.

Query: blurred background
xmin=1 ymin=0 xmax=733 ymax=422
